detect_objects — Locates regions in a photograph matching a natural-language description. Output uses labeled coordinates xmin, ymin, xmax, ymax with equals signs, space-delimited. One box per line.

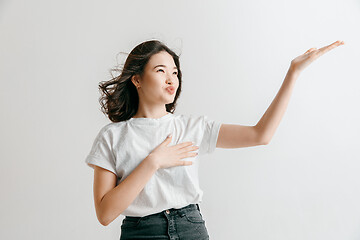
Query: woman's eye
xmin=157 ymin=69 xmax=178 ymax=75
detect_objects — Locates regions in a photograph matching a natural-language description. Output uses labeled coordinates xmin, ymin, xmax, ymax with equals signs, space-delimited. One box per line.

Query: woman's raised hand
xmin=147 ymin=135 xmax=199 ymax=170
xmin=290 ymin=40 xmax=345 ymax=73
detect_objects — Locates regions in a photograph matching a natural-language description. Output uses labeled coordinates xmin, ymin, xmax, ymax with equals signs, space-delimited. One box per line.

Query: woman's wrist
xmin=288 ymin=64 xmax=302 ymax=78
xmin=144 ymin=154 xmax=159 ymax=171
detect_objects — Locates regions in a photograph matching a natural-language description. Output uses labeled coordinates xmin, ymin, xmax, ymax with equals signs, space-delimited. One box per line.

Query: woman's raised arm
xmin=215 ymin=40 xmax=345 ymax=148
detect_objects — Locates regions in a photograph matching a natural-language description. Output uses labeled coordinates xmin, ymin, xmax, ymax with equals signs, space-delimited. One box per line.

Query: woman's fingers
xmin=304 ymin=48 xmax=317 ymax=54
xmin=174 ymin=141 xmax=194 ymax=150
xmin=316 ymin=40 xmax=345 ymax=57
xmin=178 ymin=160 xmax=193 ymax=166
xmin=178 ymin=145 xmax=199 ymax=154
xmin=291 ymin=40 xmax=344 ymax=72
xmin=179 ymin=151 xmax=198 ymax=159
xmin=304 ymin=40 xmax=344 ymax=56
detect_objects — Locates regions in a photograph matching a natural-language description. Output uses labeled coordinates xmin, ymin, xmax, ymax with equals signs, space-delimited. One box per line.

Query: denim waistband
xmin=125 ymin=203 xmax=200 ymax=219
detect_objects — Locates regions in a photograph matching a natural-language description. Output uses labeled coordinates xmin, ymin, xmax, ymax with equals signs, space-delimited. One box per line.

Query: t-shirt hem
xmin=209 ymin=121 xmax=222 ymax=153
xmin=85 ymin=155 xmax=117 ymax=176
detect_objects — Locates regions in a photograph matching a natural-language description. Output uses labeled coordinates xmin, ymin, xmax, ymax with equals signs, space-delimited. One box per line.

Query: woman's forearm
xmin=255 ymin=40 xmax=344 ymax=144
xmin=99 ymin=156 xmax=158 ymax=226
xmin=255 ymin=66 xmax=301 ymax=144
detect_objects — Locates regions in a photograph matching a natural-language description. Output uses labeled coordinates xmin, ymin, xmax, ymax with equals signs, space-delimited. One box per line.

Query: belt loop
xmin=177 ymin=207 xmax=185 ymax=217
xmin=196 ymin=203 xmax=200 ymax=211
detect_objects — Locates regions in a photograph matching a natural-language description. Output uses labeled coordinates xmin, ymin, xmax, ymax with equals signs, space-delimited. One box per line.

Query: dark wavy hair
xmin=98 ymin=40 xmax=182 ymax=122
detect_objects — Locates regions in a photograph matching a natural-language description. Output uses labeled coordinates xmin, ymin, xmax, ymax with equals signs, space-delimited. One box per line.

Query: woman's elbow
xmin=97 ymin=209 xmax=121 ymax=226
xmin=98 ymin=214 xmax=112 ymax=226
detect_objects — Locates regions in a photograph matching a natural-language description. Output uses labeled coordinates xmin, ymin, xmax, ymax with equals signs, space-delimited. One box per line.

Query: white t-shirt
xmin=85 ymin=112 xmax=221 ymax=217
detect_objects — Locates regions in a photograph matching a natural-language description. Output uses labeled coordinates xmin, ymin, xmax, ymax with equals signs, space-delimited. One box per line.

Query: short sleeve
xmin=85 ymin=128 xmax=117 ymax=176
xmin=198 ymin=115 xmax=222 ymax=155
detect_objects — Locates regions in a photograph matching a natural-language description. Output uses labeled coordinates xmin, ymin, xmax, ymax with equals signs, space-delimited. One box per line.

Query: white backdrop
xmin=1 ymin=0 xmax=359 ymax=239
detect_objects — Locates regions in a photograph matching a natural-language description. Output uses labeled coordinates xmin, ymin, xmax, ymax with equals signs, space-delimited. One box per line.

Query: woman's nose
xmin=166 ymin=77 xmax=173 ymax=85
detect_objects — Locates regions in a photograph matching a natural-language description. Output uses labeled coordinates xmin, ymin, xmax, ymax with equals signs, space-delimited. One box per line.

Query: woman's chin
xmin=165 ymin=98 xmax=175 ymax=104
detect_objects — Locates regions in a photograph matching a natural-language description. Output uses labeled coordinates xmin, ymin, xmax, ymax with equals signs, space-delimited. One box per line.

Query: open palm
xmin=290 ymin=40 xmax=345 ymax=73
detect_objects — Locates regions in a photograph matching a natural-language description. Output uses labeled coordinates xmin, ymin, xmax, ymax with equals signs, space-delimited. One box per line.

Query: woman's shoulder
xmin=173 ymin=112 xmax=202 ymax=118
xmin=95 ymin=121 xmax=127 ymax=136
xmin=173 ymin=113 xmax=209 ymax=124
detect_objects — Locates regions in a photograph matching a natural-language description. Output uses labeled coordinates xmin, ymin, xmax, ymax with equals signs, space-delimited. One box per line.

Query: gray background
xmin=1 ymin=0 xmax=359 ymax=239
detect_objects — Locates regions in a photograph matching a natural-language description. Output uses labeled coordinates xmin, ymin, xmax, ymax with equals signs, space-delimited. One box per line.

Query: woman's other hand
xmin=147 ymin=134 xmax=199 ymax=170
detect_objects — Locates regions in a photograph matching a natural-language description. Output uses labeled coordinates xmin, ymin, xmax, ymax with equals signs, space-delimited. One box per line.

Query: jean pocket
xmin=121 ymin=217 xmax=142 ymax=229
xmin=183 ymin=210 xmax=205 ymax=223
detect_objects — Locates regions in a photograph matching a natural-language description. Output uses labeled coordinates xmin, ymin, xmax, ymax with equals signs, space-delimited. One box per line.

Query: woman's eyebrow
xmin=153 ymin=65 xmax=178 ymax=70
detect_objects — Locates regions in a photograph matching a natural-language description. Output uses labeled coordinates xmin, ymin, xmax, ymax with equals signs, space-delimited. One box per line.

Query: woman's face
xmin=134 ymin=51 xmax=179 ymax=105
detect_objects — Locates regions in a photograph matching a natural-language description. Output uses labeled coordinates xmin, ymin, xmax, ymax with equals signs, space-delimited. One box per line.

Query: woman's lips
xmin=165 ymin=87 xmax=175 ymax=94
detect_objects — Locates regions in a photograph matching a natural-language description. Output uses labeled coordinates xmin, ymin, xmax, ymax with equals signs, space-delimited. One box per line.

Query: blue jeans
xmin=120 ymin=204 xmax=210 ymax=240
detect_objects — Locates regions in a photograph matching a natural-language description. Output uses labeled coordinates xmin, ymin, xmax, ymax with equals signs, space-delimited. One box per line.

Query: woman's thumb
xmin=163 ymin=133 xmax=172 ymax=144
xmin=165 ymin=133 xmax=172 ymax=141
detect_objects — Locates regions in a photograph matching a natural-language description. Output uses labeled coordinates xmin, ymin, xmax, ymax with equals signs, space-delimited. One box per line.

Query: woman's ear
xmin=131 ymin=74 xmax=140 ymax=89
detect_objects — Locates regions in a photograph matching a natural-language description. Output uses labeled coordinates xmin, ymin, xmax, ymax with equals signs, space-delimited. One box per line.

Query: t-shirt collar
xmin=128 ymin=112 xmax=173 ymax=125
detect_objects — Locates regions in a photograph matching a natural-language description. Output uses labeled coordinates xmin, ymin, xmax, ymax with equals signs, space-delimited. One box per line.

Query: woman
xmin=85 ymin=39 xmax=344 ymax=239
